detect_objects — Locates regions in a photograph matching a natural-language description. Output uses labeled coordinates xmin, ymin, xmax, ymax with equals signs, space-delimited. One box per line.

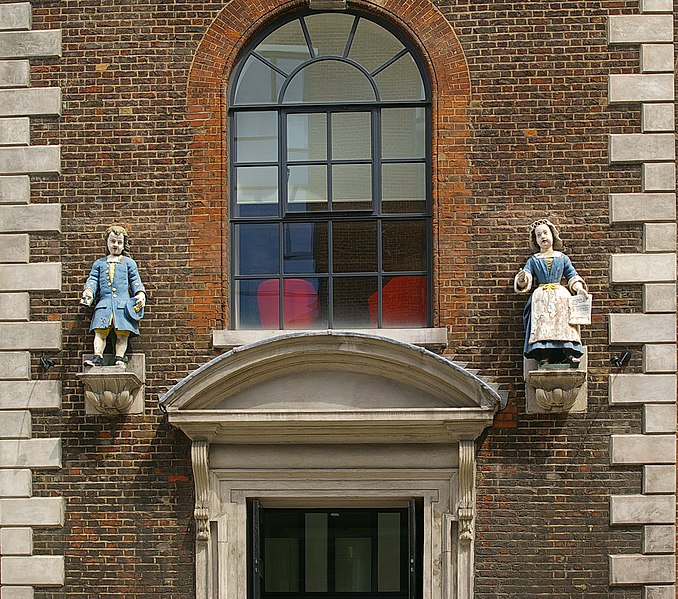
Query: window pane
xmin=235 ymin=223 xmax=279 ymax=276
xmin=235 ymin=111 xmax=278 ymax=163
xmin=235 ymin=166 xmax=278 ymax=215
xmin=283 ymin=278 xmax=324 ymax=329
xmin=382 ymin=162 xmax=426 ymax=213
xmin=333 ymin=276 xmax=378 ymax=327
xmin=374 ymin=53 xmax=425 ymax=101
xmin=305 ymin=513 xmax=328 ymax=592
xmin=236 ymin=279 xmax=269 ymax=329
xmin=378 ymin=513 xmax=401 ymax=592
xmin=255 ymin=18 xmax=310 ymax=75
xmin=283 ymin=60 xmax=375 ymax=104
xmin=381 ymin=275 xmax=428 ymax=327
xmin=263 ymin=511 xmax=301 ymax=592
xmin=304 ymin=13 xmax=356 ymax=58
xmin=332 ymin=221 xmax=377 ymax=273
xmin=335 ymin=537 xmax=371 ymax=592
xmin=348 ymin=18 xmax=404 ymax=73
xmin=284 ymin=222 xmax=328 ymax=274
xmin=287 ymin=113 xmax=327 ymax=161
xmin=382 ymin=107 xmax=425 ymax=159
xmin=331 ymin=112 xmax=371 ymax=160
xmin=233 ymin=55 xmax=285 ymax=105
xmin=382 ymin=220 xmax=426 ymax=272
xmin=332 ymin=164 xmax=371 ymax=210
xmin=288 ymin=164 xmax=328 ymax=209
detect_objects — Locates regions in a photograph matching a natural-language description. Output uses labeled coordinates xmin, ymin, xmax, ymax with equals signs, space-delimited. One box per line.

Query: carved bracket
xmin=78 ymin=354 xmax=145 ymax=416
xmin=192 ymin=440 xmax=210 ymax=542
xmin=457 ymin=439 xmax=475 ymax=543
xmin=527 ymin=368 xmax=586 ymax=413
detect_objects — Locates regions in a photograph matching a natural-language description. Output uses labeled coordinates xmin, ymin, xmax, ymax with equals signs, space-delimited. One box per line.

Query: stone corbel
xmin=192 ymin=440 xmax=210 ymax=542
xmin=524 ymin=350 xmax=588 ymax=414
xmin=457 ymin=439 xmax=475 ymax=542
xmin=78 ymin=354 xmax=145 ymax=416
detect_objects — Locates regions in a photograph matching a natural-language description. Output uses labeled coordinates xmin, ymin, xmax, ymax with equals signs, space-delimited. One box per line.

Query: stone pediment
xmin=160 ymin=332 xmax=503 ymax=444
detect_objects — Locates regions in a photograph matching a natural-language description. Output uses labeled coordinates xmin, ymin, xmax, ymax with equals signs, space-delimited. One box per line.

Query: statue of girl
xmin=514 ymin=219 xmax=589 ymax=366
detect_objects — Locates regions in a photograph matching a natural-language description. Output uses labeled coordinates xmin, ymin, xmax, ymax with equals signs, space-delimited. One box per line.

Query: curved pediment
xmin=160 ymin=332 xmax=503 ymax=443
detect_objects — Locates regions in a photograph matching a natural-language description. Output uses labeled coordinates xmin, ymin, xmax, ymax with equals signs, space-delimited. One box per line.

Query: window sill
xmin=212 ymin=328 xmax=448 ymax=352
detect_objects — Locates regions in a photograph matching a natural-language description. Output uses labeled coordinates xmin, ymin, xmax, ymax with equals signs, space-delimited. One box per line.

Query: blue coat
xmin=84 ymin=256 xmax=145 ymax=335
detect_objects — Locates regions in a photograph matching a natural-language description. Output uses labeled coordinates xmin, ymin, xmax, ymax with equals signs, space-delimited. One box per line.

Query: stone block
xmin=610 ymin=435 xmax=675 ymax=465
xmin=0 ymin=88 xmax=60 ymax=118
xmin=0 ymin=117 xmax=29 ymax=144
xmin=643 ymin=163 xmax=676 ymax=192
xmin=644 ymin=283 xmax=677 ymax=313
xmin=0 ymin=380 xmax=61 ymax=409
xmin=610 ymin=495 xmax=675 ymax=525
xmin=608 ymin=74 xmax=674 ymax=103
xmin=0 ymin=30 xmax=61 ymax=59
xmin=0 ymin=4 xmax=31 ymax=30
xmin=0 ymin=469 xmax=31 ymax=497
xmin=0 ymin=586 xmax=34 ymax=599
xmin=610 ymin=193 xmax=676 ymax=223
xmin=0 ymin=351 xmax=29 ymax=379
xmin=643 ymin=224 xmax=676 ymax=252
xmin=609 ymin=373 xmax=676 ymax=405
xmin=609 ymin=133 xmax=675 ymax=163
xmin=643 ymin=344 xmax=677 ymax=374
xmin=0 ymin=175 xmax=29 ymax=203
xmin=0 ymin=528 xmax=32 ymax=555
xmin=640 ymin=0 xmax=674 ymax=11
xmin=0 ymin=263 xmax=62 ymax=292
xmin=608 ymin=15 xmax=673 ymax=44
xmin=643 ymin=586 xmax=676 ymax=599
xmin=0 ymin=410 xmax=31 ymax=438
xmin=644 ymin=465 xmax=676 ymax=494
xmin=0 ymin=204 xmax=60 ymax=233
xmin=0 ymin=292 xmax=29 ymax=320
xmin=0 ymin=235 xmax=29 ymax=263
xmin=642 ymin=104 xmax=675 ymax=132
xmin=609 ymin=314 xmax=676 ymax=344
xmin=0 ymin=497 xmax=63 ymax=527
xmin=0 ymin=439 xmax=61 ymax=469
xmin=610 ymin=253 xmax=675 ymax=283
xmin=0 ymin=60 xmax=29 ymax=88
xmin=1 ymin=555 xmax=65 ymax=586
xmin=643 ymin=525 xmax=675 ymax=553
xmin=643 ymin=403 xmax=677 ymax=434
xmin=0 ymin=322 xmax=61 ymax=351
xmin=0 ymin=146 xmax=60 ymax=175
xmin=641 ymin=44 xmax=675 ymax=72
xmin=610 ymin=554 xmax=676 ymax=585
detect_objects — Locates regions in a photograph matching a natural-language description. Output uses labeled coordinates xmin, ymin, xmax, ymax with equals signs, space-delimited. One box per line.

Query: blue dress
xmin=519 ymin=252 xmax=584 ymax=359
xmin=84 ymin=256 xmax=145 ymax=335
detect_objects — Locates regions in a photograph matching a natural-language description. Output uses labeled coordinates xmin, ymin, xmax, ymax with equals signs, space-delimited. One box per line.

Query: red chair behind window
xmin=258 ymin=278 xmax=319 ymax=328
xmin=368 ymin=276 xmax=427 ymax=327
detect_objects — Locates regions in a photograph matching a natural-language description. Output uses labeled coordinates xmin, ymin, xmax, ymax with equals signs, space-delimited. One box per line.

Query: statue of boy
xmin=81 ymin=225 xmax=146 ymax=367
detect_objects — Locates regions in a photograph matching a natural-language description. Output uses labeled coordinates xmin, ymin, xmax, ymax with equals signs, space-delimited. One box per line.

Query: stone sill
xmin=212 ymin=328 xmax=448 ymax=352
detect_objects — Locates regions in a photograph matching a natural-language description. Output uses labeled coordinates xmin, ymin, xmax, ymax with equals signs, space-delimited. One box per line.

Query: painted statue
xmin=514 ymin=219 xmax=589 ymax=366
xmin=81 ymin=225 xmax=146 ymax=367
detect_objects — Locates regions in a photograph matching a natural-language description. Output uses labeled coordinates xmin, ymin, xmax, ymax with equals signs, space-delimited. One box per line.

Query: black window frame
xmin=228 ymin=9 xmax=433 ymax=330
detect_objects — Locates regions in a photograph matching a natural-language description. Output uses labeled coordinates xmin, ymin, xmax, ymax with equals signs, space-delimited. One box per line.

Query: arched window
xmin=229 ymin=10 xmax=431 ymax=330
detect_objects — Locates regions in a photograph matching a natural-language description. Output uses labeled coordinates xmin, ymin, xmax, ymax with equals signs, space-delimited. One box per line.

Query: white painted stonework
xmin=161 ymin=333 xmax=503 ymax=599
xmin=0 ymin=2 xmax=64 ymax=595
xmin=607 ymin=3 xmax=676 ymax=595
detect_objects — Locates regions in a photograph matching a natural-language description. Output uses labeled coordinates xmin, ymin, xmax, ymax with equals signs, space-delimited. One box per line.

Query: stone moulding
xmin=527 ymin=368 xmax=587 ymax=412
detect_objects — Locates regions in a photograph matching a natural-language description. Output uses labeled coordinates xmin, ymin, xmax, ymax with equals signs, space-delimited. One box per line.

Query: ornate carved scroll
xmin=191 ymin=440 xmax=210 ymax=541
xmin=457 ymin=439 xmax=475 ymax=542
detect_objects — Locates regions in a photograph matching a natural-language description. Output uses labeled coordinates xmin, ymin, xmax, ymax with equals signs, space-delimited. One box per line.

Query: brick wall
xmin=20 ymin=0 xmax=672 ymax=597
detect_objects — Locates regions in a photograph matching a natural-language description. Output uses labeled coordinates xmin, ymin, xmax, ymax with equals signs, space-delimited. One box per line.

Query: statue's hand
xmin=80 ymin=289 xmax=94 ymax=306
xmin=577 ymin=287 xmax=589 ymax=298
xmin=134 ymin=293 xmax=146 ymax=309
xmin=515 ymin=269 xmax=528 ymax=286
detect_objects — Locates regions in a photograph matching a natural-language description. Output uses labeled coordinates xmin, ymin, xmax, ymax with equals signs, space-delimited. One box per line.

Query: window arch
xmin=229 ymin=10 xmax=432 ymax=330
